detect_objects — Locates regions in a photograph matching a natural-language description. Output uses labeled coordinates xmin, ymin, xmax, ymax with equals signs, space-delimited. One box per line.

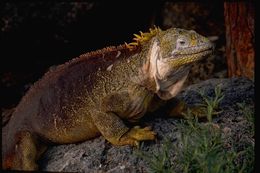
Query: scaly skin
xmin=2 ymin=27 xmax=213 ymax=170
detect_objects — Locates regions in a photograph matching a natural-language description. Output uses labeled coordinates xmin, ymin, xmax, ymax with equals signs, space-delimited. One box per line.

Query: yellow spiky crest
xmin=125 ymin=26 xmax=162 ymax=50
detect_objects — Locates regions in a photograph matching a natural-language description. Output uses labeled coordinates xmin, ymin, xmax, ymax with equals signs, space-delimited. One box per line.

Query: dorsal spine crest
xmin=125 ymin=26 xmax=161 ymax=50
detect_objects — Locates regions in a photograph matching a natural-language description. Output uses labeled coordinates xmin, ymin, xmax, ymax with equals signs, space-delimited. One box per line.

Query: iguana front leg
xmin=91 ymin=111 xmax=156 ymax=146
xmin=91 ymin=88 xmax=156 ymax=146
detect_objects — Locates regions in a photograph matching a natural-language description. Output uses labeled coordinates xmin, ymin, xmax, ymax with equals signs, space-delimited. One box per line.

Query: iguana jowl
xmin=2 ymin=27 xmax=213 ymax=170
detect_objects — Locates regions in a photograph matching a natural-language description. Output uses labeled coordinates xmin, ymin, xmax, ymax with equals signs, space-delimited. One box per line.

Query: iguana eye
xmin=176 ymin=37 xmax=188 ymax=48
xmin=179 ymin=40 xmax=186 ymax=45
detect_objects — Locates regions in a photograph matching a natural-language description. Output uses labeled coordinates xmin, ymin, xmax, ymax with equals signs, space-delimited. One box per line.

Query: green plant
xmin=136 ymin=86 xmax=254 ymax=173
xmin=175 ymin=100 xmax=254 ymax=173
xmin=237 ymin=101 xmax=254 ymax=125
xmin=134 ymin=138 xmax=174 ymax=173
xmin=174 ymin=116 xmax=249 ymax=173
xmin=197 ymin=85 xmax=224 ymax=122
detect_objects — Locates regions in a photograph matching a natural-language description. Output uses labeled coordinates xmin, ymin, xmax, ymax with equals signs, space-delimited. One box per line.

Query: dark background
xmin=1 ymin=1 xmax=225 ymax=109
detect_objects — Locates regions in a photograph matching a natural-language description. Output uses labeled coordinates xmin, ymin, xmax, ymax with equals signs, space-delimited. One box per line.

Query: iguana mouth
xmin=169 ymin=44 xmax=213 ymax=67
xmin=174 ymin=49 xmax=213 ymax=59
xmin=179 ymin=49 xmax=213 ymax=60
xmin=172 ymin=43 xmax=214 ymax=56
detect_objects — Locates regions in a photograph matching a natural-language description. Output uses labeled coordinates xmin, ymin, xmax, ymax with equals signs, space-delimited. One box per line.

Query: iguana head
xmin=134 ymin=27 xmax=214 ymax=100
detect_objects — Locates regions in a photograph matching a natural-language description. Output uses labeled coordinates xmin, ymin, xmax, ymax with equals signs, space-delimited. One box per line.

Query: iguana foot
xmin=167 ymin=100 xmax=187 ymax=117
xmin=116 ymin=126 xmax=156 ymax=147
xmin=167 ymin=100 xmax=207 ymax=118
xmin=188 ymin=106 xmax=207 ymax=118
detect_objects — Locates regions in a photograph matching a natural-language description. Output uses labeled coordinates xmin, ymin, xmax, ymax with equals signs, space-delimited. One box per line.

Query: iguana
xmin=2 ymin=27 xmax=213 ymax=170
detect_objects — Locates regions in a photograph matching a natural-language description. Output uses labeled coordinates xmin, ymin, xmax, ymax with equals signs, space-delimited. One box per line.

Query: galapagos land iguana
xmin=2 ymin=27 xmax=213 ymax=170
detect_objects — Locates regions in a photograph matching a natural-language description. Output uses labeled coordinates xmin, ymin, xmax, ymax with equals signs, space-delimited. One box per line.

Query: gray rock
xmin=178 ymin=77 xmax=254 ymax=107
xmin=38 ymin=77 xmax=254 ymax=172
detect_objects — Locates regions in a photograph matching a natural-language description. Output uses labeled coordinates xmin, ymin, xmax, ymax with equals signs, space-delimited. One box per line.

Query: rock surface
xmin=38 ymin=77 xmax=254 ymax=172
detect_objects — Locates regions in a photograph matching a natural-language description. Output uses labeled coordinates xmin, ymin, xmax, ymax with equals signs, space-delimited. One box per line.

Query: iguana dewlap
xmin=2 ymin=27 xmax=213 ymax=170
